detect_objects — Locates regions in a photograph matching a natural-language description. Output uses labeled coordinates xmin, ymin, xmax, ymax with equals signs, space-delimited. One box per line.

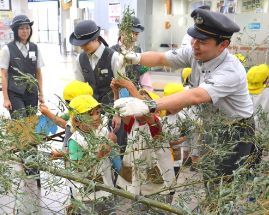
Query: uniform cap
xmin=68 ymin=95 xmax=101 ymax=118
xmin=163 ymin=83 xmax=185 ymax=97
xmin=182 ymin=68 xmax=192 ymax=84
xmin=247 ymin=64 xmax=269 ymax=94
xmin=63 ymin=81 xmax=93 ymax=102
xmin=10 ymin=15 xmax=34 ymax=31
xmin=69 ymin=20 xmax=100 ymax=46
xmin=119 ymin=16 xmax=144 ymax=33
xmin=187 ymin=8 xmax=240 ymax=40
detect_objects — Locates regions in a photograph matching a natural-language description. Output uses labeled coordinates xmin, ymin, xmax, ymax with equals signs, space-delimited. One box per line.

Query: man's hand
xmin=3 ymin=99 xmax=12 ymax=110
xmin=114 ymin=97 xmax=150 ymax=116
xmin=39 ymin=95 xmax=45 ymax=104
xmin=117 ymin=52 xmax=141 ymax=68
xmin=112 ymin=115 xmax=121 ymax=133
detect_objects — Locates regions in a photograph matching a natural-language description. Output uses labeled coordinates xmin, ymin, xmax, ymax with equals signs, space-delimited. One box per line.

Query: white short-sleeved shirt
xmin=75 ymin=43 xmax=124 ymax=82
xmin=165 ymin=47 xmax=253 ymax=120
xmin=0 ymin=41 xmax=44 ymax=70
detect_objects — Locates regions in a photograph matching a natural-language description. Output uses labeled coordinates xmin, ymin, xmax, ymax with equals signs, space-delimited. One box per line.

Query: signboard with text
xmin=0 ymin=0 xmax=11 ymax=11
xmin=242 ymin=0 xmax=263 ymax=13
xmin=109 ymin=2 xmax=121 ymax=24
xmin=248 ymin=19 xmax=261 ymax=31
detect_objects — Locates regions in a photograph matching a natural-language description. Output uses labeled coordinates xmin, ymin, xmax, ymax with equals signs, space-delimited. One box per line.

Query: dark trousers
xmin=203 ymin=120 xmax=255 ymax=196
xmin=8 ymin=90 xmax=38 ymax=119
xmin=9 ymin=90 xmax=40 ymax=186
xmin=215 ymin=121 xmax=255 ymax=176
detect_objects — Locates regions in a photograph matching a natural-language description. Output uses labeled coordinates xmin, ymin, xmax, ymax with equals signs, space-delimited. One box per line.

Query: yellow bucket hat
xmin=139 ymin=89 xmax=166 ymax=117
xmin=247 ymin=64 xmax=269 ymax=94
xmin=182 ymin=68 xmax=192 ymax=84
xmin=234 ymin=54 xmax=246 ymax=63
xmin=63 ymin=81 xmax=93 ymax=101
xmin=163 ymin=83 xmax=185 ymax=97
xmin=68 ymin=95 xmax=100 ymax=119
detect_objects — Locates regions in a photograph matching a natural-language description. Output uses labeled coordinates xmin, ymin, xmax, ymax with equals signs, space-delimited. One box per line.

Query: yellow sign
xmin=0 ymin=11 xmax=13 ymax=19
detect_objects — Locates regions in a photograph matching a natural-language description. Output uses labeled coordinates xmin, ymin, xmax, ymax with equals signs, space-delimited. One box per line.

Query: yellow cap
xmin=247 ymin=64 xmax=269 ymax=94
xmin=182 ymin=68 xmax=192 ymax=84
xmin=139 ymin=89 xmax=166 ymax=117
xmin=63 ymin=81 xmax=93 ymax=101
xmin=163 ymin=83 xmax=185 ymax=97
xmin=234 ymin=54 xmax=246 ymax=63
xmin=68 ymin=95 xmax=100 ymax=118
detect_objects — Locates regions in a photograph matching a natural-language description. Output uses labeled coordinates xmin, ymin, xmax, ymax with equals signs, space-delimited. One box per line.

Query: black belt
xmin=238 ymin=116 xmax=253 ymax=124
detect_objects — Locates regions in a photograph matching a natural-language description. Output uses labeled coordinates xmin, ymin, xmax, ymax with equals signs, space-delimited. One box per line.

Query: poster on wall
xmin=216 ymin=0 xmax=236 ymax=14
xmin=242 ymin=0 xmax=263 ymax=13
xmin=109 ymin=2 xmax=121 ymax=24
xmin=0 ymin=0 xmax=11 ymax=11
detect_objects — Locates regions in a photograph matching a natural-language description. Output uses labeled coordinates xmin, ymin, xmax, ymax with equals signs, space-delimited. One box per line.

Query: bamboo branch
xmin=0 ymin=152 xmax=184 ymax=215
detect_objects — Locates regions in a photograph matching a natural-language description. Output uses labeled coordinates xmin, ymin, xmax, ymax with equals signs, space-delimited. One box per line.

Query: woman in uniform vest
xmin=70 ymin=20 xmax=124 ymax=133
xmin=0 ymin=15 xmax=45 ymax=119
xmin=111 ymin=16 xmax=153 ymax=92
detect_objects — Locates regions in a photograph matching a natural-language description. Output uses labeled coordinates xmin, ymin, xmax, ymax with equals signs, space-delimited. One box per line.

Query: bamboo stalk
xmin=0 ymin=152 xmax=184 ymax=215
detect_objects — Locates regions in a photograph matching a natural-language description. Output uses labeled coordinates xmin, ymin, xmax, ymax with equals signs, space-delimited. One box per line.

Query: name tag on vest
xmin=100 ymin=69 xmax=108 ymax=74
xmin=14 ymin=57 xmax=21 ymax=60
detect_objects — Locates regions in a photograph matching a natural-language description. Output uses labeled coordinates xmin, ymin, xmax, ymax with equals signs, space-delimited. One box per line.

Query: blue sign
xmin=248 ymin=22 xmax=261 ymax=30
xmin=28 ymin=0 xmax=58 ymax=2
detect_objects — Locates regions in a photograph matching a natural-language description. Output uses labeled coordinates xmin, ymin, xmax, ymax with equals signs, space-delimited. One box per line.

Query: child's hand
xmin=108 ymin=132 xmax=117 ymax=144
xmin=39 ymin=104 xmax=50 ymax=116
xmin=110 ymin=79 xmax=120 ymax=91
xmin=50 ymin=151 xmax=64 ymax=160
xmin=97 ymin=143 xmax=112 ymax=158
xmin=115 ymin=77 xmax=132 ymax=88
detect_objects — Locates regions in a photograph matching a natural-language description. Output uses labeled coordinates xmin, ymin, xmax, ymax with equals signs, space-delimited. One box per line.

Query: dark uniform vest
xmin=7 ymin=41 xmax=38 ymax=95
xmin=79 ymin=46 xmax=114 ymax=109
xmin=110 ymin=44 xmax=142 ymax=88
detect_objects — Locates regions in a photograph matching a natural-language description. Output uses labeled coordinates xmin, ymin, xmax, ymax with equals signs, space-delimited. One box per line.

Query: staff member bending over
xmin=115 ymin=8 xmax=254 ymax=179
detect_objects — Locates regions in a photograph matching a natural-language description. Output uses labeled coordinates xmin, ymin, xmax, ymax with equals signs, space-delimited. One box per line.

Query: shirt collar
xmin=200 ymin=48 xmax=228 ymax=73
xmin=89 ymin=42 xmax=105 ymax=59
xmin=15 ymin=41 xmax=29 ymax=50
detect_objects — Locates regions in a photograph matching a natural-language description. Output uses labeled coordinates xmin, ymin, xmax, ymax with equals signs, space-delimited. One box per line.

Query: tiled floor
xmin=0 ymin=43 xmax=184 ymax=214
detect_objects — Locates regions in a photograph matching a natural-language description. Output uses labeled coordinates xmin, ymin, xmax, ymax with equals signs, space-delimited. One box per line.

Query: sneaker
xmin=182 ymin=157 xmax=192 ymax=166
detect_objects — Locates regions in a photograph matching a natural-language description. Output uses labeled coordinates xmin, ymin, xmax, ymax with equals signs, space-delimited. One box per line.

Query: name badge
xmin=14 ymin=57 xmax=21 ymax=60
xmin=101 ymin=69 xmax=108 ymax=74
xmin=29 ymin=51 xmax=35 ymax=58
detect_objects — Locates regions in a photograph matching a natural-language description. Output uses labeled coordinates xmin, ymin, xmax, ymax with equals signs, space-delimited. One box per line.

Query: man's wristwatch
xmin=148 ymin=100 xmax=157 ymax=113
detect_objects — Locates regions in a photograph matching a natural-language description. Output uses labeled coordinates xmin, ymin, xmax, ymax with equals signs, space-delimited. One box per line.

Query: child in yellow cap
xmin=234 ymin=53 xmax=248 ymax=73
xmin=162 ymin=83 xmax=187 ymax=172
xmin=39 ymin=81 xmax=93 ymax=128
xmin=66 ymin=95 xmax=116 ymax=214
xmin=111 ymin=77 xmax=175 ymax=210
xmin=163 ymin=83 xmax=201 ymax=172
xmin=247 ymin=64 xmax=269 ymax=132
xmin=247 ymin=64 xmax=269 ymax=166
xmin=182 ymin=68 xmax=192 ymax=87
xmin=39 ymin=81 xmax=94 ymax=159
